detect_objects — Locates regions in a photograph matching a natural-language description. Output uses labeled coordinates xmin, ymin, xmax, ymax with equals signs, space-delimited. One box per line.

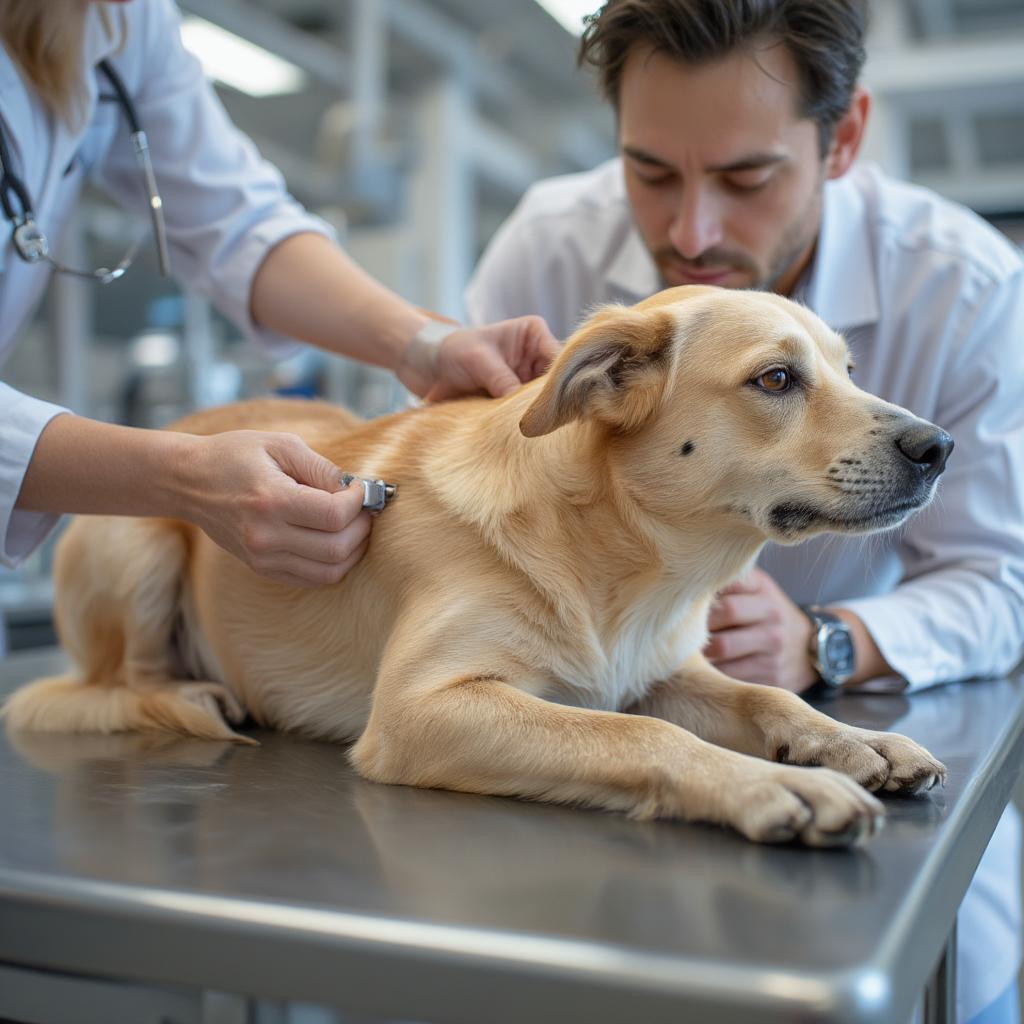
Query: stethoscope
xmin=0 ymin=58 xmax=169 ymax=283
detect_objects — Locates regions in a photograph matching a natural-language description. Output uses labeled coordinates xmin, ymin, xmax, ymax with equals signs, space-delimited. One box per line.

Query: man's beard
xmin=651 ymin=179 xmax=824 ymax=296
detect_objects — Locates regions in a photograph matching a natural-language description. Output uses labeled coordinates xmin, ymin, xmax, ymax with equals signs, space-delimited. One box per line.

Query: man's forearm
xmin=250 ymin=233 xmax=430 ymax=369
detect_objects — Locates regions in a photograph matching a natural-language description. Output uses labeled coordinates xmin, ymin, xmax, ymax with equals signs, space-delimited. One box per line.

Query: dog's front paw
xmin=776 ymin=728 xmax=945 ymax=795
xmin=859 ymin=731 xmax=946 ymax=794
xmin=728 ymin=764 xmax=885 ymax=847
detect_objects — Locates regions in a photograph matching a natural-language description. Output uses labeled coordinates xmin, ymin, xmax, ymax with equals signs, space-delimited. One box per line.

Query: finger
xmin=716 ymin=569 xmax=766 ymax=596
xmin=275 ymin=513 xmax=373 ymax=565
xmin=530 ymin=343 xmax=559 ymax=380
xmin=516 ymin=318 xmax=560 ymax=380
xmin=707 ymin=593 xmax=765 ymax=631
xmin=285 ymin=481 xmax=366 ymax=532
xmin=711 ymin=656 xmax=779 ymax=686
xmin=271 ymin=436 xmax=345 ymax=493
xmin=704 ymin=625 xmax=771 ymax=663
xmin=423 ymin=377 xmax=477 ymax=403
xmin=257 ymin=537 xmax=371 ymax=588
xmin=473 ymin=348 xmax=523 ymax=398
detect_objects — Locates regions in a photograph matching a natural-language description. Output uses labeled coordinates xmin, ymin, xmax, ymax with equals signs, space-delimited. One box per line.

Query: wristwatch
xmin=804 ymin=607 xmax=856 ymax=692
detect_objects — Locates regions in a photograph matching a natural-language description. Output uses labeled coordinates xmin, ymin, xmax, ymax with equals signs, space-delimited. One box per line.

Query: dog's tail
xmin=2 ymin=515 xmax=251 ymax=744
xmin=1 ymin=673 xmax=251 ymax=743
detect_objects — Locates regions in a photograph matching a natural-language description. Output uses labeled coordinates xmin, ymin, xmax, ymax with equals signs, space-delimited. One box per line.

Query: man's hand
xmin=397 ymin=316 xmax=560 ymax=401
xmin=703 ymin=568 xmax=818 ymax=692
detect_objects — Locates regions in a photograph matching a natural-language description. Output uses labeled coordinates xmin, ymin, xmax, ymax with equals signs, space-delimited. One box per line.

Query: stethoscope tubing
xmin=0 ymin=58 xmax=169 ymax=279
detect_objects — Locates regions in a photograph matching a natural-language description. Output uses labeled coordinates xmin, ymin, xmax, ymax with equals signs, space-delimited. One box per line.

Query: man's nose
xmin=895 ymin=423 xmax=954 ymax=482
xmin=668 ymin=187 xmax=723 ymax=260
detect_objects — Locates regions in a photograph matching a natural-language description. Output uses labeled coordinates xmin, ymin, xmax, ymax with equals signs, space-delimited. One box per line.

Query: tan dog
xmin=5 ymin=286 xmax=951 ymax=846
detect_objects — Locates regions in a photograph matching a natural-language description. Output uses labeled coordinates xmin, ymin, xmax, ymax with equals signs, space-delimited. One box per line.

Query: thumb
xmin=476 ymin=351 xmax=523 ymax=398
xmin=273 ymin=437 xmax=343 ymax=493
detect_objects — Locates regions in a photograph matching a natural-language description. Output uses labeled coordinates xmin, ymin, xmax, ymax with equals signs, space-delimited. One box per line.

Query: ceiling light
xmin=533 ymin=1 xmax=600 ymax=35
xmin=179 ymin=16 xmax=308 ymax=97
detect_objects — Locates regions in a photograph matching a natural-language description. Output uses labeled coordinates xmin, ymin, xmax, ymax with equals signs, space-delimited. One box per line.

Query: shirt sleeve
xmin=88 ymin=0 xmax=337 ymax=356
xmin=0 ymin=385 xmax=69 ymax=569
xmin=838 ymin=269 xmax=1024 ymax=690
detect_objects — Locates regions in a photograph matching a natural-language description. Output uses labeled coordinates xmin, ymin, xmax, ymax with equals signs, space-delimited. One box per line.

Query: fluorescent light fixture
xmin=180 ymin=16 xmax=308 ymax=97
xmin=533 ymin=0 xmax=600 ymax=35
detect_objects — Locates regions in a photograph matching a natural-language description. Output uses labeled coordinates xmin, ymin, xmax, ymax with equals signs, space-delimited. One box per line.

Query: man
xmin=465 ymin=2 xmax=1024 ymax=1021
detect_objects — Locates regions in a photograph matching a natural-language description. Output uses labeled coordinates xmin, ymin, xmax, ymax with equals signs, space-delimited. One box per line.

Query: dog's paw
xmin=178 ymin=681 xmax=248 ymax=725
xmin=728 ymin=764 xmax=885 ymax=847
xmin=776 ymin=728 xmax=946 ymax=795
xmin=859 ymin=731 xmax=946 ymax=794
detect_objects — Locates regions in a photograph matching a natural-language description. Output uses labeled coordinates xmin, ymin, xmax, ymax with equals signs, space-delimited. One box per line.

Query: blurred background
xmin=1 ymin=0 xmax=1024 ymax=648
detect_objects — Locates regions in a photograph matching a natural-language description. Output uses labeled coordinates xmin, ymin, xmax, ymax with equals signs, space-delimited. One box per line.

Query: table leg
xmin=923 ymin=919 xmax=958 ymax=1024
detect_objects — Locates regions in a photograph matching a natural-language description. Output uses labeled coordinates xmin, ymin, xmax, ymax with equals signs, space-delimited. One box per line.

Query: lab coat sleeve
xmin=88 ymin=0 xmax=336 ymax=356
xmin=839 ymin=269 xmax=1024 ymax=689
xmin=0 ymin=384 xmax=69 ymax=568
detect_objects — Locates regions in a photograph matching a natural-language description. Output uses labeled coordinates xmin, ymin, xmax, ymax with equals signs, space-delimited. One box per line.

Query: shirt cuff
xmin=837 ymin=594 xmax=953 ymax=692
xmin=210 ymin=210 xmax=339 ymax=360
xmin=0 ymin=389 xmax=69 ymax=569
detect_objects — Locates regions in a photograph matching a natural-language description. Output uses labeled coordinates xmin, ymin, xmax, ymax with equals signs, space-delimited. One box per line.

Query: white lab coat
xmin=466 ymin=157 xmax=1024 ymax=1021
xmin=0 ymin=0 xmax=333 ymax=567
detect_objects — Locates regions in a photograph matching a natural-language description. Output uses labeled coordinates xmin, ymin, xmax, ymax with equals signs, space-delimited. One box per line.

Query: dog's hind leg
xmin=2 ymin=516 xmax=252 ymax=744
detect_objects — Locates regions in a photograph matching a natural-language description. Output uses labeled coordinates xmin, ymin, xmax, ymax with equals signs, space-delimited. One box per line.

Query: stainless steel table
xmin=0 ymin=648 xmax=1021 ymax=1024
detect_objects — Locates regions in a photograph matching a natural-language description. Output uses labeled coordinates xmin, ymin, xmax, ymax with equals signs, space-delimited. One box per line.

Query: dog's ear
xmin=519 ymin=306 xmax=676 ymax=437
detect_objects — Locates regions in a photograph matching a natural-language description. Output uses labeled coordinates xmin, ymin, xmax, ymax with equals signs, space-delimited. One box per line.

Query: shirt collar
xmin=803 ymin=168 xmax=880 ymax=330
xmin=85 ymin=8 xmax=124 ymax=69
xmin=603 ymin=158 xmax=881 ymax=331
xmin=606 ymin=224 xmax=661 ymax=303
xmin=604 ymin=160 xmax=662 ymax=302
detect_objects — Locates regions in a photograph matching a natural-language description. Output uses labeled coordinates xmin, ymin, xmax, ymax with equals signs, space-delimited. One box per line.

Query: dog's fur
xmin=5 ymin=286 xmax=949 ymax=846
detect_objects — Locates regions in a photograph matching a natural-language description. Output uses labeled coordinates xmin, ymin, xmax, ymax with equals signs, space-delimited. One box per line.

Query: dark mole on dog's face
xmin=680 ymin=440 xmax=696 ymax=456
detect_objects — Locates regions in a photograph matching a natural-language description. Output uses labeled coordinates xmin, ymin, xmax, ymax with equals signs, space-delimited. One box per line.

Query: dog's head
xmin=519 ymin=286 xmax=952 ymax=543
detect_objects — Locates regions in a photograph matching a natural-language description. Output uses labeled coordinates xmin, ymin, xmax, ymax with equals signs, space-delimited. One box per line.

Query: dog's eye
xmin=754 ymin=368 xmax=792 ymax=393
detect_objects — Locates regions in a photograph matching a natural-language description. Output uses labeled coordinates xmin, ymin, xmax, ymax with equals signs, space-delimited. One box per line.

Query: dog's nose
xmin=895 ymin=425 xmax=954 ymax=481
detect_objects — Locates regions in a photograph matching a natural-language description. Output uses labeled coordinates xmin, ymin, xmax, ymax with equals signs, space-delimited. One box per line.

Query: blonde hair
xmin=0 ymin=1 xmax=123 ymax=126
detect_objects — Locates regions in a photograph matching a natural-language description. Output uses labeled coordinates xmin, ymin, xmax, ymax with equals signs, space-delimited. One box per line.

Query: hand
xmin=703 ymin=568 xmax=818 ymax=693
xmin=397 ymin=316 xmax=560 ymax=401
xmin=176 ymin=430 xmax=372 ymax=587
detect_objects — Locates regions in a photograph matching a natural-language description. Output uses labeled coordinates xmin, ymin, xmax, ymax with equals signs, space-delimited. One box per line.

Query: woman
xmin=0 ymin=0 xmax=558 ymax=586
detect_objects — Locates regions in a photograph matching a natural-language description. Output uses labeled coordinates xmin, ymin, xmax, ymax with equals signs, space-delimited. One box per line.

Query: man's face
xmin=618 ymin=42 xmax=829 ymax=296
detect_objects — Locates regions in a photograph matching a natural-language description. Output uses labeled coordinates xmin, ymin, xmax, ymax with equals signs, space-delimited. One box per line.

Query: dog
xmin=4 ymin=285 xmax=951 ymax=846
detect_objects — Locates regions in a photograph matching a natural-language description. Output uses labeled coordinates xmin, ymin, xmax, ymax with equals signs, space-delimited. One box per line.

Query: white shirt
xmin=466 ymin=157 xmax=1024 ymax=1020
xmin=467 ymin=158 xmax=1024 ymax=694
xmin=0 ymin=0 xmax=333 ymax=568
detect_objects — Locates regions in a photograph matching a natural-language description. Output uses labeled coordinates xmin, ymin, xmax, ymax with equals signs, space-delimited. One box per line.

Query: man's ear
xmin=826 ymin=86 xmax=870 ymax=180
xmin=519 ymin=305 xmax=675 ymax=437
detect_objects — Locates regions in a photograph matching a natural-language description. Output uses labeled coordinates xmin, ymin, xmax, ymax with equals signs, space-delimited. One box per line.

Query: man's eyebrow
xmin=621 ymin=145 xmax=672 ymax=167
xmin=622 ymin=146 xmax=789 ymax=173
xmin=707 ymin=152 xmax=789 ymax=173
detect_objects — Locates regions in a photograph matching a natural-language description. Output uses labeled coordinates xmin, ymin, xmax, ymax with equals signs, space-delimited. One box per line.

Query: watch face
xmin=824 ymin=627 xmax=855 ymax=679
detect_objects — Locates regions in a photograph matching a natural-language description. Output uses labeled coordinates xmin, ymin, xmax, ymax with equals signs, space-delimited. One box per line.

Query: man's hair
xmin=578 ymin=0 xmax=869 ymax=152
